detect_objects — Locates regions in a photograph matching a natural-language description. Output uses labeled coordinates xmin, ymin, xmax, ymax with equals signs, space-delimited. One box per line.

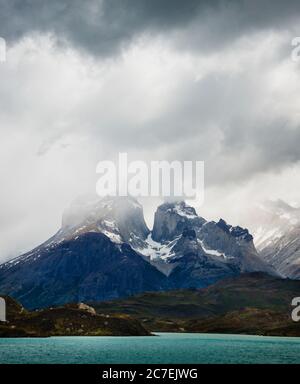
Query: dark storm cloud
xmin=1 ymin=0 xmax=300 ymax=56
xmin=0 ymin=0 xmax=212 ymax=55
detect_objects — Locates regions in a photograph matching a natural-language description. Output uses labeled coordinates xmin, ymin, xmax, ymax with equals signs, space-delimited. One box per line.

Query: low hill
xmin=0 ymin=298 xmax=150 ymax=337
xmin=91 ymin=273 xmax=300 ymax=336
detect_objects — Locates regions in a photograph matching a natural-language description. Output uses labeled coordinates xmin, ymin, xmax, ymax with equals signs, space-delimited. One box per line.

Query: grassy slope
xmin=91 ymin=273 xmax=300 ymax=336
xmin=0 ymin=297 xmax=150 ymax=337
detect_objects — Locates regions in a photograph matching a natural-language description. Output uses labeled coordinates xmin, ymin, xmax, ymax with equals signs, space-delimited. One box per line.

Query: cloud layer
xmin=2 ymin=1 xmax=300 ymax=56
xmin=1 ymin=1 xmax=300 ymax=261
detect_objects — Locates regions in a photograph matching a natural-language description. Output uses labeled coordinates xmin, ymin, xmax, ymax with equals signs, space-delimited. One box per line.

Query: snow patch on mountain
xmin=135 ymin=234 xmax=179 ymax=261
xmin=171 ymin=202 xmax=198 ymax=219
xmin=198 ymin=239 xmax=227 ymax=259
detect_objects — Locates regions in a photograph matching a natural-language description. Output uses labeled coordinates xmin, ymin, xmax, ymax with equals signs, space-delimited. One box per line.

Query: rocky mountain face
xmin=0 ymin=197 xmax=275 ymax=309
xmin=137 ymin=201 xmax=275 ymax=288
xmin=0 ymin=232 xmax=167 ymax=309
xmin=152 ymin=201 xmax=205 ymax=242
xmin=250 ymin=200 xmax=300 ymax=279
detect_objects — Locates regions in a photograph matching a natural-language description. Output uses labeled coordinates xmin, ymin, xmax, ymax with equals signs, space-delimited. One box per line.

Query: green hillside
xmin=91 ymin=273 xmax=300 ymax=336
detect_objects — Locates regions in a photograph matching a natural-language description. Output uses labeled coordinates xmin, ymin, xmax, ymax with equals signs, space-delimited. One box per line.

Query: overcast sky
xmin=1 ymin=0 xmax=300 ymax=261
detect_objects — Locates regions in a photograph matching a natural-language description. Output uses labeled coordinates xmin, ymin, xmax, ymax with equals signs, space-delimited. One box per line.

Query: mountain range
xmin=0 ymin=196 xmax=276 ymax=309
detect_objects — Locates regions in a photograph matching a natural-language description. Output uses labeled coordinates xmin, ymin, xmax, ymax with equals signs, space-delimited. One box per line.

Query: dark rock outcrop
xmin=0 ymin=296 xmax=150 ymax=337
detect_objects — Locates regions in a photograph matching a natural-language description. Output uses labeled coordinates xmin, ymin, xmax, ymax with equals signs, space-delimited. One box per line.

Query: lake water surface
xmin=0 ymin=333 xmax=300 ymax=364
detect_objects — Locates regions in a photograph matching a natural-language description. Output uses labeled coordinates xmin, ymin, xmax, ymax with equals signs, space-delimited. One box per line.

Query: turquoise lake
xmin=0 ymin=333 xmax=300 ymax=364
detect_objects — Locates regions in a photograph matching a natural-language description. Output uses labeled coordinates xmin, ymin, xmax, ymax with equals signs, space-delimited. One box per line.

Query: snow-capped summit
xmin=56 ymin=195 xmax=149 ymax=247
xmin=249 ymin=200 xmax=300 ymax=279
xmin=251 ymin=200 xmax=300 ymax=250
xmin=0 ymin=196 xmax=149 ymax=272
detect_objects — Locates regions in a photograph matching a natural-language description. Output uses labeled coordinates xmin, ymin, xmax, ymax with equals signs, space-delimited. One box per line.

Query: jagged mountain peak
xmin=152 ymin=200 xmax=206 ymax=242
xmin=216 ymin=219 xmax=253 ymax=242
xmin=134 ymin=201 xmax=274 ymax=280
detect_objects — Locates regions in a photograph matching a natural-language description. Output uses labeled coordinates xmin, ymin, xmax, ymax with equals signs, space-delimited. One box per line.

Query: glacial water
xmin=0 ymin=333 xmax=299 ymax=364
